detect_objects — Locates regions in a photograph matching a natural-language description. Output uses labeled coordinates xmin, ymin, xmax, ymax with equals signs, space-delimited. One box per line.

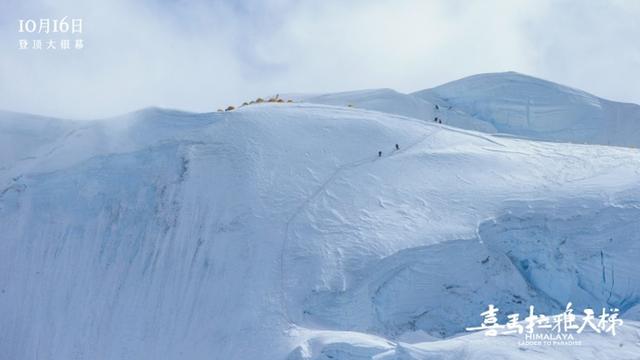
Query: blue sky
xmin=1 ymin=0 xmax=639 ymax=118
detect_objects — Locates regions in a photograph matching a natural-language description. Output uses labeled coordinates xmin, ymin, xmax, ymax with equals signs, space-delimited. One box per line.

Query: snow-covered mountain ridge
xmin=2 ymin=90 xmax=640 ymax=358
xmin=296 ymin=72 xmax=640 ymax=148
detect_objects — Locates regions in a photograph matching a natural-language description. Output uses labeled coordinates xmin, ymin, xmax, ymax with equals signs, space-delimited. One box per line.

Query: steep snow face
xmin=0 ymin=105 xmax=434 ymax=359
xmin=2 ymin=104 xmax=640 ymax=360
xmin=414 ymin=72 xmax=640 ymax=147
xmin=0 ymin=111 xmax=77 ymax=173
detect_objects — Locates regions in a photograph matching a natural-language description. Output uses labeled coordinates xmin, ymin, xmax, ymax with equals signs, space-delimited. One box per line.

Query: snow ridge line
xmin=304 ymin=103 xmax=507 ymax=148
xmin=278 ymin=126 xmax=442 ymax=326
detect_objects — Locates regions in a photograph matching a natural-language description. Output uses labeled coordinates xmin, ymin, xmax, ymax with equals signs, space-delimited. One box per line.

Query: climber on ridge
xmin=395 ymin=144 xmax=400 ymax=150
xmin=378 ymin=151 xmax=382 ymax=157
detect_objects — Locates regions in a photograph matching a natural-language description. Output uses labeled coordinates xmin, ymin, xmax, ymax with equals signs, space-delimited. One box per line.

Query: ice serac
xmin=413 ymin=71 xmax=640 ymax=147
xmin=2 ymin=103 xmax=640 ymax=360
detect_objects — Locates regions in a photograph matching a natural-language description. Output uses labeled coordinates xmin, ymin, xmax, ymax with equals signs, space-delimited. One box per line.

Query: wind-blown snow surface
xmin=295 ymin=72 xmax=640 ymax=148
xmin=2 ymin=104 xmax=640 ymax=359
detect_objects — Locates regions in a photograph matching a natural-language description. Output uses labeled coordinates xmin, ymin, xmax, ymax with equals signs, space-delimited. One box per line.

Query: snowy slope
xmin=289 ymin=318 xmax=640 ymax=360
xmin=2 ymin=104 xmax=640 ymax=359
xmin=294 ymin=73 xmax=640 ymax=149
xmin=414 ymin=72 xmax=640 ymax=147
xmin=290 ymin=89 xmax=497 ymax=133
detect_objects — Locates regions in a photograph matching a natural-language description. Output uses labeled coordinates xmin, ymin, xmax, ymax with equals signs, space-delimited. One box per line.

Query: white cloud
xmin=0 ymin=0 xmax=638 ymax=118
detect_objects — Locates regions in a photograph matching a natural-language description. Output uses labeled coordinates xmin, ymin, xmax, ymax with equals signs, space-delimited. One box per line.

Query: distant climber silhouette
xmin=395 ymin=144 xmax=400 ymax=150
xmin=434 ymin=117 xmax=438 ymax=122
xmin=378 ymin=151 xmax=382 ymax=157
xmin=435 ymin=104 xmax=439 ymax=110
